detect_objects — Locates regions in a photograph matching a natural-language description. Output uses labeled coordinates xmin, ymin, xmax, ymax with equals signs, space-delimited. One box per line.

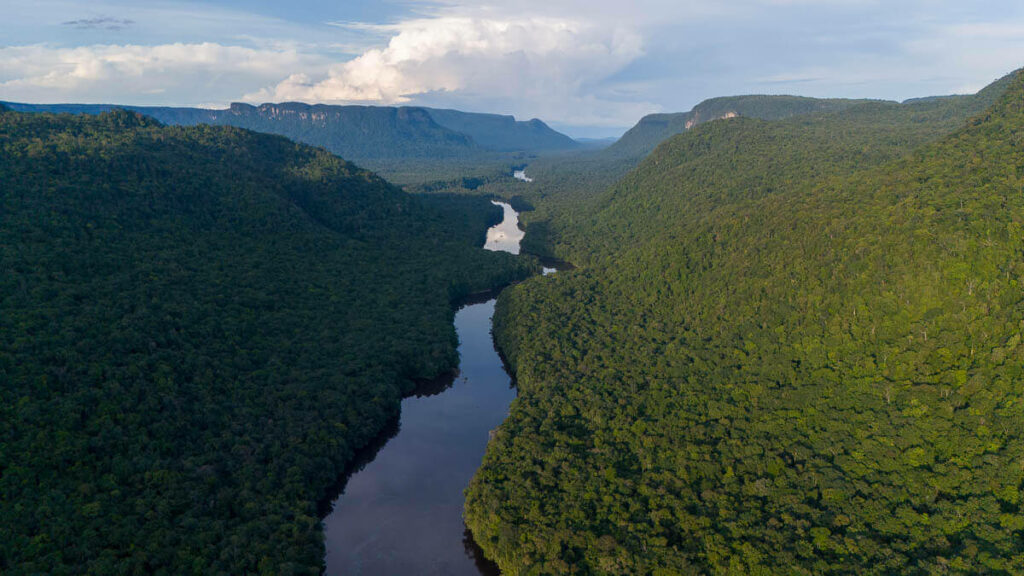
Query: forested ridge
xmin=0 ymin=108 xmax=537 ymax=574
xmin=466 ymin=70 xmax=1024 ymax=574
xmin=603 ymin=94 xmax=872 ymax=160
xmin=3 ymin=101 xmax=579 ymax=186
xmin=506 ymin=71 xmax=1017 ymax=262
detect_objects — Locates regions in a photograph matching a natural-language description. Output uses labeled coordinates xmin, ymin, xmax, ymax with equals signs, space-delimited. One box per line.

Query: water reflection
xmin=484 ymin=202 xmax=524 ymax=255
xmin=513 ymin=169 xmax=533 ymax=183
xmin=322 ymin=203 xmax=525 ymax=575
xmin=463 ymin=526 xmax=501 ymax=576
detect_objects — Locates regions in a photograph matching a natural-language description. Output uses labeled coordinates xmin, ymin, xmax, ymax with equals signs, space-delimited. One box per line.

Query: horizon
xmin=2 ymin=74 xmax=1015 ymax=141
xmin=7 ymin=5 xmax=1024 ymax=576
xmin=3 ymin=1 xmax=1024 ymax=138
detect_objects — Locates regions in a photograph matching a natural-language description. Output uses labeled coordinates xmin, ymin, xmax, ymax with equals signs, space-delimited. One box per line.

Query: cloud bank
xmin=2 ymin=0 xmax=1024 ymax=134
xmin=0 ymin=42 xmax=316 ymax=104
xmin=244 ymin=16 xmax=648 ymax=126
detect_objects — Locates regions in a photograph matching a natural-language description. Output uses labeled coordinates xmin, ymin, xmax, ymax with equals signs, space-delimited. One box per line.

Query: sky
xmin=2 ymin=1 xmax=1023 ymax=138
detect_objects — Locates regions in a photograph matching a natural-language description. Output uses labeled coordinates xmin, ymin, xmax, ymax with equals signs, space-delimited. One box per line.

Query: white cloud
xmin=243 ymin=16 xmax=647 ymax=126
xmin=1 ymin=0 xmax=1023 ymax=133
xmin=0 ymin=43 xmax=319 ymax=104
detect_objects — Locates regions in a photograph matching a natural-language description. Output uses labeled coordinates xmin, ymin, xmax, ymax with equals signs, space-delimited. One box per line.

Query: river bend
xmin=322 ymin=201 xmax=528 ymax=575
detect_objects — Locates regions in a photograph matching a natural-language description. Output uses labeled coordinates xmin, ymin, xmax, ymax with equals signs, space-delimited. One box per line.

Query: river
xmin=321 ymin=201 xmax=532 ymax=575
xmin=513 ymin=169 xmax=533 ymax=183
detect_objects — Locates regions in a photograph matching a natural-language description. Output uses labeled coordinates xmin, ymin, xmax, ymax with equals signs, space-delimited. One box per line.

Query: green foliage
xmin=0 ymin=108 xmax=537 ymax=575
xmin=606 ymin=94 xmax=874 ymax=160
xmin=510 ymin=71 xmax=1021 ymax=263
xmin=466 ymin=70 xmax=1024 ymax=574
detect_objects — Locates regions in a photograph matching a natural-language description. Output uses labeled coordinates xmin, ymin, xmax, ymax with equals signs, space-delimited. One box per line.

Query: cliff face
xmin=424 ymin=107 xmax=580 ymax=152
xmin=1 ymin=101 xmax=580 ymax=161
xmin=604 ymin=95 xmax=873 ymax=160
xmin=197 ymin=102 xmax=477 ymax=159
xmin=685 ymin=110 xmax=737 ymax=129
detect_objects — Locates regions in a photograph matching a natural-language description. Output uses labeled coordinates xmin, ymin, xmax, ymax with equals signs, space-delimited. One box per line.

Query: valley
xmin=0 ymin=109 xmax=537 ymax=574
xmin=3 ymin=19 xmax=1024 ymax=573
xmin=322 ymin=202 xmax=530 ymax=576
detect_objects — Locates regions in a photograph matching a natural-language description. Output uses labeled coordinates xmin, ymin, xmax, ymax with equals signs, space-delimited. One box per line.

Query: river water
xmin=513 ymin=169 xmax=533 ymax=183
xmin=322 ymin=201 xmax=527 ymax=575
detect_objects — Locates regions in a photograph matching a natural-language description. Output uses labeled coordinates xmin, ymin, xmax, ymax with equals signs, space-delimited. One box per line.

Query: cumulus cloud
xmin=3 ymin=0 xmax=1024 ymax=134
xmin=0 ymin=43 xmax=318 ymax=104
xmin=244 ymin=16 xmax=648 ymax=125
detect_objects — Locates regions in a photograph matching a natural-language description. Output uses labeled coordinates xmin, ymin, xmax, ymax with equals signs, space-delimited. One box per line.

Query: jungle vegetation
xmin=466 ymin=70 xmax=1024 ymax=574
xmin=0 ymin=108 xmax=537 ymax=575
xmin=507 ymin=70 xmax=1017 ymax=260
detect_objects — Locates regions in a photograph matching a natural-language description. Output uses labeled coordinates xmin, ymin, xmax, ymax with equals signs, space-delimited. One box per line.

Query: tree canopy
xmin=466 ymin=70 xmax=1024 ymax=575
xmin=0 ymin=108 xmax=537 ymax=575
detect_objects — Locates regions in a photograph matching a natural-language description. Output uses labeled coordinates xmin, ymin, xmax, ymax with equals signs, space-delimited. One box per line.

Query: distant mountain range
xmin=421 ymin=108 xmax=579 ymax=152
xmin=604 ymin=95 xmax=875 ymax=159
xmin=603 ymin=75 xmax=1017 ymax=161
xmin=0 ymin=101 xmax=580 ymax=164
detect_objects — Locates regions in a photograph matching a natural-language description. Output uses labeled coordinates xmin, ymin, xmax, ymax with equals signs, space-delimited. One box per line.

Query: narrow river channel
xmin=322 ymin=201 xmax=532 ymax=575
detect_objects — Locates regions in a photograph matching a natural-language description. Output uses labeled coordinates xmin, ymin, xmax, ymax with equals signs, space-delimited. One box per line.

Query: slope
xmin=511 ymin=71 xmax=1020 ymax=261
xmin=0 ymin=102 xmax=580 ymax=184
xmin=0 ymin=101 xmax=478 ymax=158
xmin=425 ymin=108 xmax=580 ymax=152
xmin=0 ymin=109 xmax=536 ymax=575
xmin=466 ymin=70 xmax=1024 ymax=574
xmin=604 ymin=95 xmax=872 ymax=160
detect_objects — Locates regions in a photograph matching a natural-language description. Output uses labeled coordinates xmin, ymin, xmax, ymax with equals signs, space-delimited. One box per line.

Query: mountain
xmin=602 ymin=73 xmax=1019 ymax=163
xmin=219 ymin=103 xmax=489 ymax=159
xmin=423 ymin=108 xmax=580 ymax=152
xmin=1 ymin=101 xmax=579 ymax=159
xmin=0 ymin=107 xmax=536 ymax=575
xmin=604 ymin=95 xmax=875 ymax=159
xmin=0 ymin=101 xmax=477 ymax=157
xmin=466 ymin=69 xmax=1024 ymax=574
xmin=477 ymin=96 xmax=888 ymax=250
xmin=508 ymin=71 xmax=1020 ymax=261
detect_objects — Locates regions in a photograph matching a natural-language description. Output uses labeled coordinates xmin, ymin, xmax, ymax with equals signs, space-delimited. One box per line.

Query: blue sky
xmin=2 ymin=1 xmax=1023 ymax=137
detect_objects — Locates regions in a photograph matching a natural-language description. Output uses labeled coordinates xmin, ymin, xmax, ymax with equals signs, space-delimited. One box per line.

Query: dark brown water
xmin=322 ymin=202 xmax=524 ymax=575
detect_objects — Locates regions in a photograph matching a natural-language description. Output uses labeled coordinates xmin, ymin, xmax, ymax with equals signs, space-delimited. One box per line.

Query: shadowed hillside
xmin=0 ymin=108 xmax=537 ymax=575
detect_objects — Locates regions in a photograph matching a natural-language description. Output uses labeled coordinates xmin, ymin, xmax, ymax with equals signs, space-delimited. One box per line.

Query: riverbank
xmin=320 ymin=202 xmax=533 ymax=575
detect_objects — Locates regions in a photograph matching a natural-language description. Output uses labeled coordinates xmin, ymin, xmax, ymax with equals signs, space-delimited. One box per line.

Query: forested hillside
xmin=2 ymin=101 xmax=580 ymax=184
xmin=466 ymin=94 xmax=876 ymax=218
xmin=511 ymin=71 xmax=1018 ymax=261
xmin=424 ymin=108 xmax=579 ymax=152
xmin=0 ymin=108 xmax=536 ymax=575
xmin=466 ymin=70 xmax=1024 ymax=574
xmin=604 ymin=95 xmax=871 ymax=160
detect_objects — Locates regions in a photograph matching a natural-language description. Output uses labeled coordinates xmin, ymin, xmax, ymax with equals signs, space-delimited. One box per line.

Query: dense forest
xmin=504 ymin=71 xmax=1016 ymax=260
xmin=466 ymin=70 xmax=1024 ymax=574
xmin=0 ymin=108 xmax=537 ymax=575
xmin=603 ymin=95 xmax=872 ymax=160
